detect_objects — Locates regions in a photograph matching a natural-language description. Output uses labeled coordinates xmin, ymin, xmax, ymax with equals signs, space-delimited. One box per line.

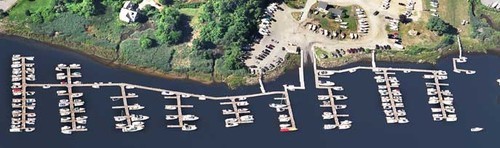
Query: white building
xmin=119 ymin=1 xmax=139 ymax=23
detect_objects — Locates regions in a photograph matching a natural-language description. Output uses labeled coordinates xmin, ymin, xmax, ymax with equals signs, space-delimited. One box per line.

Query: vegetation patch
xmin=285 ymin=0 xmax=307 ymax=9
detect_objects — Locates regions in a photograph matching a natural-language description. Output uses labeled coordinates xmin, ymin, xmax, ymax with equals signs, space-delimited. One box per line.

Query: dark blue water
xmin=0 ymin=36 xmax=499 ymax=148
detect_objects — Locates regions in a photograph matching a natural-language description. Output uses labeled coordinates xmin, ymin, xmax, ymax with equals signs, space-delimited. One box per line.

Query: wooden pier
xmin=57 ymin=64 xmax=87 ymax=134
xmin=425 ymin=72 xmax=457 ymax=122
xmin=165 ymin=94 xmax=197 ymax=131
xmin=110 ymin=85 xmax=146 ymax=132
xmin=375 ymin=69 xmax=408 ymax=124
xmin=268 ymin=86 xmax=298 ymax=132
xmin=319 ymin=88 xmax=351 ymax=130
xmin=10 ymin=55 xmax=36 ymax=132
xmin=220 ymin=97 xmax=253 ymax=128
xmin=452 ymin=36 xmax=475 ymax=74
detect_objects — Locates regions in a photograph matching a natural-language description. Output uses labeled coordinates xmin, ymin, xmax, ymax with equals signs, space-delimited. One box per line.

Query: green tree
xmin=139 ymin=36 xmax=154 ymax=49
xmin=154 ymin=7 xmax=182 ymax=44
xmin=426 ymin=16 xmax=454 ymax=35
xmin=67 ymin=0 xmax=96 ymax=18
xmin=31 ymin=12 xmax=44 ymax=24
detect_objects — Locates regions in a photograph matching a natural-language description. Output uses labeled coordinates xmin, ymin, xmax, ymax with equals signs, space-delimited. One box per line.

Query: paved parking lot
xmin=245 ymin=0 xmax=425 ymax=73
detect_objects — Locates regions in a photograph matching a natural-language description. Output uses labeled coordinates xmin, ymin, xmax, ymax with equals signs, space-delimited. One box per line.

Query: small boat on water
xmin=471 ymin=127 xmax=483 ymax=132
xmin=182 ymin=124 xmax=197 ymax=131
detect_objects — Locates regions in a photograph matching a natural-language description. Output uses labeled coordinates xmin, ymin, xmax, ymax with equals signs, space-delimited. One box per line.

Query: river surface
xmin=0 ymin=36 xmax=499 ymax=148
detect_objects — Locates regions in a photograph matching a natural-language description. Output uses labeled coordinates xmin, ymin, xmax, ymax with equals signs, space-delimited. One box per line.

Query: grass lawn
xmin=285 ymin=0 xmax=307 ymax=9
xmin=179 ymin=8 xmax=201 ymax=29
xmin=342 ymin=6 xmax=358 ymax=31
xmin=310 ymin=5 xmax=359 ymax=34
xmin=291 ymin=12 xmax=302 ymax=21
xmin=8 ymin=0 xmax=56 ymax=21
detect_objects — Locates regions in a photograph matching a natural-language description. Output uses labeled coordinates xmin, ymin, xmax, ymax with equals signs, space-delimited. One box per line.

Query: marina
xmin=56 ymin=63 xmax=88 ymax=134
xmin=9 ymin=55 xmax=36 ymax=132
xmin=374 ymin=69 xmax=409 ymax=124
xmin=164 ymin=93 xmax=197 ymax=131
xmin=111 ymin=85 xmax=147 ymax=132
xmin=221 ymin=98 xmax=253 ymax=128
xmin=424 ymin=72 xmax=457 ymax=122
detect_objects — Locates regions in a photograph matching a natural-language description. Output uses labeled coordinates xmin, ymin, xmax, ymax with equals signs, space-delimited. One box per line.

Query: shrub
xmin=139 ymin=36 xmax=154 ymax=48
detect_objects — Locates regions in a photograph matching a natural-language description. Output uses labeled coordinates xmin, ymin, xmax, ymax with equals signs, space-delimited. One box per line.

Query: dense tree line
xmin=195 ymin=0 xmax=263 ymax=71
xmin=154 ymin=7 xmax=183 ymax=45
xmin=426 ymin=16 xmax=456 ymax=36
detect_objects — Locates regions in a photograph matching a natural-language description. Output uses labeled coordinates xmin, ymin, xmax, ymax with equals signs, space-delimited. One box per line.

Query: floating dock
xmin=10 ymin=55 xmax=36 ymax=133
xmin=56 ymin=63 xmax=88 ymax=134
xmin=164 ymin=93 xmax=197 ymax=131
xmin=424 ymin=72 xmax=457 ymax=122
xmin=269 ymin=86 xmax=298 ymax=132
xmin=319 ymin=87 xmax=351 ymax=130
xmin=221 ymin=97 xmax=254 ymax=128
xmin=111 ymin=85 xmax=147 ymax=132
xmin=374 ymin=69 xmax=409 ymax=124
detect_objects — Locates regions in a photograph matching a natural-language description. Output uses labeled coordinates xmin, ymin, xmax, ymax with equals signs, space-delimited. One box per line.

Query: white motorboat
xmin=182 ymin=124 xmax=197 ymax=131
xmin=279 ymin=124 xmax=291 ymax=128
xmin=374 ymin=75 xmax=384 ymax=80
xmin=59 ymin=102 xmax=69 ymax=107
xmin=161 ymin=91 xmax=175 ymax=96
xmin=182 ymin=114 xmax=199 ymax=121
xmin=131 ymin=114 xmax=149 ymax=121
xmin=61 ymin=117 xmax=72 ymax=123
xmin=76 ymin=116 xmax=88 ymax=121
xmin=165 ymin=115 xmax=178 ymax=120
xmin=122 ymin=125 xmax=144 ymax=132
xmin=278 ymin=114 xmax=290 ymax=122
xmin=269 ymin=103 xmax=287 ymax=109
xmin=73 ymin=107 xmax=86 ymax=113
xmin=323 ymin=124 xmax=336 ymax=130
xmin=72 ymin=93 xmax=83 ymax=98
xmin=76 ymin=119 xmax=87 ymax=124
xmin=128 ymin=104 xmax=145 ymax=110
xmin=398 ymin=117 xmax=409 ymax=124
xmin=222 ymin=109 xmax=234 ymax=115
xmin=240 ymin=115 xmax=254 ymax=122
xmin=114 ymin=116 xmax=127 ymax=122
xmin=338 ymin=124 xmax=351 ymax=130
xmin=333 ymin=95 xmax=348 ymax=100
xmin=27 ymin=113 xmax=36 ymax=117
xmin=335 ymin=104 xmax=347 ymax=109
xmin=332 ymin=86 xmax=343 ymax=91
xmin=446 ymin=114 xmax=457 ymax=122
xmin=69 ymin=64 xmax=80 ymax=68
xmin=317 ymin=95 xmax=329 ymax=101
xmin=318 ymin=81 xmax=335 ymax=86
xmin=57 ymin=90 xmax=67 ymax=94
xmin=431 ymin=108 xmax=442 ymax=113
xmin=386 ymin=117 xmax=397 ymax=124
xmin=61 ymin=126 xmax=72 ymax=134
xmin=25 ymin=127 xmax=35 ymax=132
xmin=444 ymin=106 xmax=455 ymax=113
xmin=236 ymin=101 xmax=249 ymax=106
xmin=115 ymin=123 xmax=127 ymax=129
xmin=165 ymin=105 xmax=177 ymax=110
xmin=384 ymin=110 xmax=394 ymax=116
xmin=317 ymin=70 xmax=335 ymax=76
xmin=471 ymin=127 xmax=483 ymax=132
xmin=322 ymin=112 xmax=334 ymax=120
xmin=225 ymin=118 xmax=239 ymax=128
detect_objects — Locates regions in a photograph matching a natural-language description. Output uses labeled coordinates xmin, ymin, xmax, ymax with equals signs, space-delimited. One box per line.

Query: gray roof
xmin=328 ymin=8 xmax=343 ymax=16
xmin=318 ymin=1 xmax=329 ymax=10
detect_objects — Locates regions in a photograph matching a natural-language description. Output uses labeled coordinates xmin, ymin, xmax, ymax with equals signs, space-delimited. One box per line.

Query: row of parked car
xmin=259 ymin=3 xmax=280 ymax=36
xmin=356 ymin=8 xmax=369 ymax=34
xmin=254 ymin=44 xmax=275 ymax=61
xmin=430 ymin=0 xmax=440 ymax=17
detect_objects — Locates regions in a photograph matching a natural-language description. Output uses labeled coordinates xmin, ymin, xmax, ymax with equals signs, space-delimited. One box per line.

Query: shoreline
xmin=1 ymin=31 xmax=498 ymax=88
